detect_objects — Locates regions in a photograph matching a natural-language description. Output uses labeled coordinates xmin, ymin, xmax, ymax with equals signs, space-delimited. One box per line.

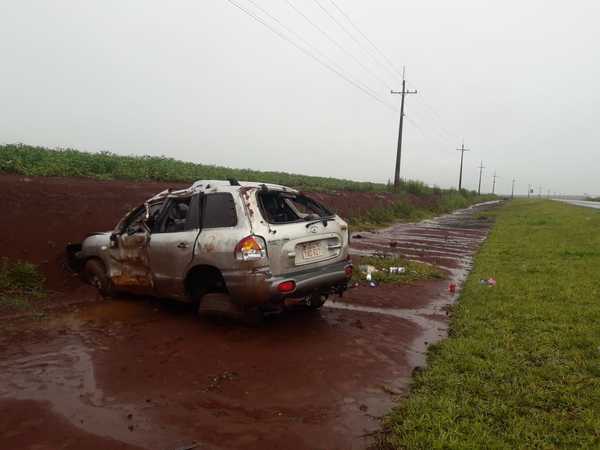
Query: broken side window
xmin=156 ymin=197 xmax=193 ymax=233
xmin=258 ymin=191 xmax=333 ymax=224
xmin=121 ymin=201 xmax=164 ymax=234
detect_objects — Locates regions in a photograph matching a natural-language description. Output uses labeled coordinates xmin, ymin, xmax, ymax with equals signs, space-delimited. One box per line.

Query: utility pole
xmin=528 ymin=184 xmax=531 ymax=199
xmin=477 ymin=161 xmax=485 ymax=195
xmin=511 ymin=178 xmax=516 ymax=199
xmin=391 ymin=67 xmax=417 ymax=190
xmin=457 ymin=142 xmax=470 ymax=191
xmin=492 ymin=171 xmax=498 ymax=195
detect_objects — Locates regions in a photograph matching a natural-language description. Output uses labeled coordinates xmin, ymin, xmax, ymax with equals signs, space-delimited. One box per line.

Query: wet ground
xmin=0 ymin=174 xmax=500 ymax=449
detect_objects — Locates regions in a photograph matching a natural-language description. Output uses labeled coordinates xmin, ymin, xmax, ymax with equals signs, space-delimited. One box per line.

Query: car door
xmin=146 ymin=194 xmax=201 ymax=299
xmin=111 ymin=201 xmax=166 ymax=293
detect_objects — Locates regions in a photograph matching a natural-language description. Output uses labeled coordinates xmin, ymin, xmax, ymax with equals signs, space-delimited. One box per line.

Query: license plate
xmin=302 ymin=241 xmax=322 ymax=259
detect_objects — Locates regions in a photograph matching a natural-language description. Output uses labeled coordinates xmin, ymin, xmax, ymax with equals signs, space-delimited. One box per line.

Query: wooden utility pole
xmin=492 ymin=171 xmax=498 ymax=194
xmin=477 ymin=161 xmax=485 ymax=195
xmin=511 ymin=178 xmax=516 ymax=199
xmin=391 ymin=67 xmax=417 ymax=190
xmin=457 ymin=142 xmax=470 ymax=191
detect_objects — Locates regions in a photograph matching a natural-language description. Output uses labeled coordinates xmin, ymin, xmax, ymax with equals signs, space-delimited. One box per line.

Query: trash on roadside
xmin=448 ymin=283 xmax=457 ymax=293
xmin=479 ymin=278 xmax=497 ymax=287
xmin=388 ymin=266 xmax=406 ymax=274
xmin=366 ymin=273 xmax=372 ymax=281
xmin=368 ymin=281 xmax=378 ymax=288
xmin=359 ymin=264 xmax=378 ymax=274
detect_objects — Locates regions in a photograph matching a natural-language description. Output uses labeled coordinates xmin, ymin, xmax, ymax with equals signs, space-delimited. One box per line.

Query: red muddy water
xmin=0 ymin=175 xmax=499 ymax=449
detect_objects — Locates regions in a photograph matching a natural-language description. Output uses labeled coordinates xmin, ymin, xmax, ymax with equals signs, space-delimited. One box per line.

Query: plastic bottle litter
xmin=479 ymin=278 xmax=497 ymax=287
xmin=368 ymin=281 xmax=378 ymax=288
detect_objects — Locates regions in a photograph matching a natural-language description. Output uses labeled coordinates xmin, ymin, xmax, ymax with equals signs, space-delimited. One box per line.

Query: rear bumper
xmin=225 ymin=259 xmax=352 ymax=307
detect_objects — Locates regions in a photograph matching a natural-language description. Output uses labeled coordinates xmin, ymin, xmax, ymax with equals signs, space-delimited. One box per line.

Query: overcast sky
xmin=1 ymin=0 xmax=598 ymax=195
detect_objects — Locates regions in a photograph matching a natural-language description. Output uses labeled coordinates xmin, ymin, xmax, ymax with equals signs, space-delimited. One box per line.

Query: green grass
xmin=349 ymin=192 xmax=496 ymax=229
xmin=381 ymin=200 xmax=600 ymax=449
xmin=354 ymin=256 xmax=444 ymax=285
xmin=0 ymin=258 xmax=46 ymax=310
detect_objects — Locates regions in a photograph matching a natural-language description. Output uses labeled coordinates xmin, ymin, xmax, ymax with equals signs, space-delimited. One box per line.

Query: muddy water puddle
xmin=0 ymin=201 xmax=499 ymax=449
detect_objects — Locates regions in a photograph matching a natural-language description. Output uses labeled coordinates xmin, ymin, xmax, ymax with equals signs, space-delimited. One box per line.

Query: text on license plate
xmin=302 ymin=242 xmax=322 ymax=259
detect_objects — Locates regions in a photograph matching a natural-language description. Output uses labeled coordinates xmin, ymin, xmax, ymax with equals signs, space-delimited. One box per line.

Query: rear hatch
xmin=253 ymin=190 xmax=347 ymax=276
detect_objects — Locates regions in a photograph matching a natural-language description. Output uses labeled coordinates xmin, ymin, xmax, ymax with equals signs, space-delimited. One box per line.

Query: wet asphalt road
xmin=555 ymin=199 xmax=600 ymax=210
xmin=0 ymin=201 xmax=500 ymax=450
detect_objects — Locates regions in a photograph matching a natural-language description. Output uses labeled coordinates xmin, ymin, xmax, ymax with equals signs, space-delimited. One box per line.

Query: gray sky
xmin=1 ymin=0 xmax=599 ymax=195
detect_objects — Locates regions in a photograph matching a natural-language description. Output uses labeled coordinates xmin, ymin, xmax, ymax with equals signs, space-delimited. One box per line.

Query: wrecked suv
xmin=69 ymin=180 xmax=352 ymax=316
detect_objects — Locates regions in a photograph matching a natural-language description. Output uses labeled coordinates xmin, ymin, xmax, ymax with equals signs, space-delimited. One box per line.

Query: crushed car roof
xmin=148 ymin=180 xmax=297 ymax=202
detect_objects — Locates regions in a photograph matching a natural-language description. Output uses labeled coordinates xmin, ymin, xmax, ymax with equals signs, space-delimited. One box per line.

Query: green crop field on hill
xmin=1 ymin=143 xmax=471 ymax=196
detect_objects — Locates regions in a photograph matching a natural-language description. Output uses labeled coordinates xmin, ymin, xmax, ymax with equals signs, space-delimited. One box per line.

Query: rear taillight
xmin=277 ymin=280 xmax=296 ymax=294
xmin=234 ymin=235 xmax=267 ymax=261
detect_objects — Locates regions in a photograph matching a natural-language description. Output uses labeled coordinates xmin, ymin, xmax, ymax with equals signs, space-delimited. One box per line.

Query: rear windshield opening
xmin=258 ymin=191 xmax=333 ymax=224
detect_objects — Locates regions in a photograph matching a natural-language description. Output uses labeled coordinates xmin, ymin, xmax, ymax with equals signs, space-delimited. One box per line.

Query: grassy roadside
xmin=381 ymin=200 xmax=600 ymax=449
xmin=0 ymin=258 xmax=46 ymax=312
xmin=352 ymin=256 xmax=444 ymax=285
xmin=348 ymin=192 xmax=495 ymax=229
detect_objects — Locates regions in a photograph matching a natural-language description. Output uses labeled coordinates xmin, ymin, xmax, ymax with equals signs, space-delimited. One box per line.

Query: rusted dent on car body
xmin=111 ymin=272 xmax=153 ymax=287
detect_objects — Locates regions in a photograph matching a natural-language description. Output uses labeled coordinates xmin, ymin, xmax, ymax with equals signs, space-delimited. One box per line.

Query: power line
xmin=283 ymin=0 xmax=393 ymax=91
xmin=312 ymin=0 xmax=398 ymax=82
xmin=327 ymin=0 xmax=404 ymax=80
xmin=245 ymin=0 xmax=389 ymax=97
xmin=325 ymin=0 xmax=465 ymax=142
xmin=225 ymin=0 xmax=398 ymax=111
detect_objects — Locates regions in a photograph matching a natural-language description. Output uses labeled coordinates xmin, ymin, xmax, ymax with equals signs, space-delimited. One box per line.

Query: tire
xmin=305 ymin=294 xmax=326 ymax=310
xmin=83 ymin=259 xmax=114 ymax=297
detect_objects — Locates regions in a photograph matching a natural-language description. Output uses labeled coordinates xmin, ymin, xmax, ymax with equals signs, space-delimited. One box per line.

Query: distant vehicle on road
xmin=68 ymin=180 xmax=352 ymax=317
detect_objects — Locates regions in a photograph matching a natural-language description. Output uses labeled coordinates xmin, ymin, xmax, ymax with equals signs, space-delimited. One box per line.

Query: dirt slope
xmin=0 ymin=174 xmax=404 ymax=291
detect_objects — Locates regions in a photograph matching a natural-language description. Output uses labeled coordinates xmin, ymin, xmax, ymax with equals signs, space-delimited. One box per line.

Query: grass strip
xmin=0 ymin=258 xmax=46 ymax=311
xmin=353 ymin=256 xmax=444 ymax=285
xmin=381 ymin=200 xmax=600 ymax=449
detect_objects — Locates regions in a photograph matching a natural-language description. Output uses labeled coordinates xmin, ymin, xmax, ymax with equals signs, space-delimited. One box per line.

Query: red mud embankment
xmin=0 ymin=174 xmax=419 ymax=292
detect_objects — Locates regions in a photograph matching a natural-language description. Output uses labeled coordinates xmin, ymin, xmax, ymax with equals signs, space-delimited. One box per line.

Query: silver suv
xmin=69 ymin=180 xmax=352 ymax=316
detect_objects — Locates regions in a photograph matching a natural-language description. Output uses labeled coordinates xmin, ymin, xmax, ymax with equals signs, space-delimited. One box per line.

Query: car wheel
xmin=305 ymin=294 xmax=326 ymax=310
xmin=83 ymin=259 xmax=114 ymax=297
